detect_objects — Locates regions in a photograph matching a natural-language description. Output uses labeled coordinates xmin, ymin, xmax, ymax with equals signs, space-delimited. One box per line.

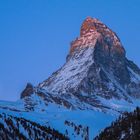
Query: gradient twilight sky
xmin=0 ymin=0 xmax=140 ymax=101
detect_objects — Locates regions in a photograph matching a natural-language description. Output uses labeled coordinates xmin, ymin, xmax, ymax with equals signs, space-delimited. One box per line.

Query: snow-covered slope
xmin=0 ymin=17 xmax=140 ymax=140
xmin=0 ymin=100 xmax=116 ymax=140
xmin=0 ymin=108 xmax=69 ymax=140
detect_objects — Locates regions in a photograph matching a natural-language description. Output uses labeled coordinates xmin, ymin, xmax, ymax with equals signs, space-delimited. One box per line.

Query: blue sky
xmin=0 ymin=0 xmax=140 ymax=101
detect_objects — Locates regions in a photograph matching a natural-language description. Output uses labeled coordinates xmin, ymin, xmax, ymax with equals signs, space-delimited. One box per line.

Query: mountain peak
xmin=39 ymin=17 xmax=140 ymax=99
xmin=70 ymin=17 xmax=125 ymax=55
xmin=80 ymin=17 xmax=102 ymax=36
xmin=20 ymin=83 xmax=34 ymax=99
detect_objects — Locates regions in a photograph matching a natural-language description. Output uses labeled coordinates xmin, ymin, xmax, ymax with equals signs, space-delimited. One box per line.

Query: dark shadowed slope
xmin=94 ymin=107 xmax=140 ymax=140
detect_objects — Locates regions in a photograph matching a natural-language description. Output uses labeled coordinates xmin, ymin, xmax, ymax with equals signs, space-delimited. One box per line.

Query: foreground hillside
xmin=95 ymin=107 xmax=140 ymax=140
xmin=0 ymin=112 xmax=68 ymax=140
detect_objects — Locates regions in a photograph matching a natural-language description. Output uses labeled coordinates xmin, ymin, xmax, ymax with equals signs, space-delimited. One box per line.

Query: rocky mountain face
xmin=0 ymin=17 xmax=140 ymax=140
xmin=31 ymin=17 xmax=140 ymax=111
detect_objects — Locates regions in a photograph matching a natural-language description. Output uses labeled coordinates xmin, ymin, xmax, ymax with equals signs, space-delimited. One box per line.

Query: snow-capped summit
xmin=70 ymin=16 xmax=124 ymax=55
